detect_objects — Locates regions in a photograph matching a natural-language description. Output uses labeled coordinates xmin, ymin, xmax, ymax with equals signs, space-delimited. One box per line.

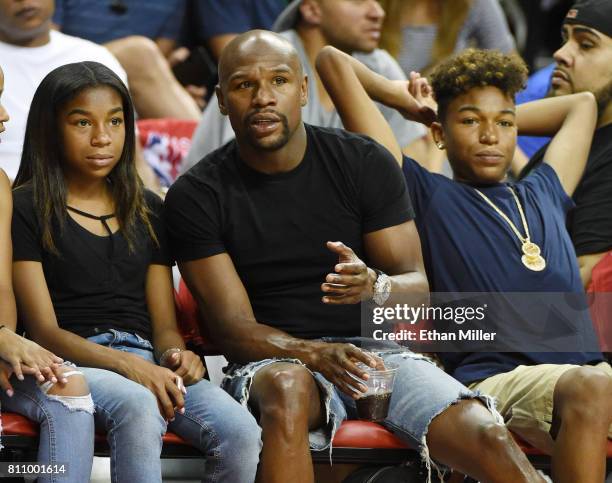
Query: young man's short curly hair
xmin=430 ymin=49 xmax=528 ymax=122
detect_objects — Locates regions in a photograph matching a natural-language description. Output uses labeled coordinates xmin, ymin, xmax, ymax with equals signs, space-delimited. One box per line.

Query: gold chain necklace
xmin=474 ymin=187 xmax=546 ymax=272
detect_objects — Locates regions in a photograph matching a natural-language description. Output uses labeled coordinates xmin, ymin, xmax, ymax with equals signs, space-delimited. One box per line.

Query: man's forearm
xmin=365 ymin=267 xmax=430 ymax=310
xmin=517 ymin=92 xmax=597 ymax=137
xmin=207 ymin=316 xmax=322 ymax=366
xmin=316 ymin=46 xmax=405 ymax=112
xmin=388 ymin=271 xmax=430 ymax=295
xmin=212 ymin=270 xmax=428 ymax=365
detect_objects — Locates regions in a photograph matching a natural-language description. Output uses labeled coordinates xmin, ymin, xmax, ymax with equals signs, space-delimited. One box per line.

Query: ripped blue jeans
xmin=0 ymin=363 xmax=95 ymax=483
xmin=222 ymin=337 xmax=499 ymax=481
xmin=81 ymin=330 xmax=262 ymax=483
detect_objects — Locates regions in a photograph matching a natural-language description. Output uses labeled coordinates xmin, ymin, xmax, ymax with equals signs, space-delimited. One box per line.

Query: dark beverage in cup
xmin=352 ymin=361 xmax=398 ymax=422
xmin=355 ymin=392 xmax=392 ymax=422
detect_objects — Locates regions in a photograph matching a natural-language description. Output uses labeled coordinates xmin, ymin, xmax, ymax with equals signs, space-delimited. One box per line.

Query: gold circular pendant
xmin=522 ymin=254 xmax=546 ymax=271
xmin=522 ymin=241 xmax=541 ymax=257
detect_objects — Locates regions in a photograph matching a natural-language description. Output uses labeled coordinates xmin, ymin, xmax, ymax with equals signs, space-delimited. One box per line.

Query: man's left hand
xmin=321 ymin=241 xmax=376 ymax=304
xmin=162 ymin=350 xmax=206 ymax=386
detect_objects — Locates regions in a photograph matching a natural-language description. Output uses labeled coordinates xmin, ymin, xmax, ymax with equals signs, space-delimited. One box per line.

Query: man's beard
xmin=548 ymin=78 xmax=612 ymax=119
xmin=247 ymin=114 xmax=291 ymax=151
xmin=594 ymin=79 xmax=612 ymax=118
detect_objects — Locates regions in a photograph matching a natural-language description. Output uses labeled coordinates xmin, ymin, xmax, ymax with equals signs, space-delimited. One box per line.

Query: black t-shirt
xmin=12 ymin=186 xmax=172 ymax=341
xmin=165 ymin=124 xmax=415 ymax=340
xmin=520 ymin=123 xmax=612 ymax=256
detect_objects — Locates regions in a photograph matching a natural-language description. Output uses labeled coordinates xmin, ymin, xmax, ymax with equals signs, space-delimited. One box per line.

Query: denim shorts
xmin=221 ymin=337 xmax=499 ymax=479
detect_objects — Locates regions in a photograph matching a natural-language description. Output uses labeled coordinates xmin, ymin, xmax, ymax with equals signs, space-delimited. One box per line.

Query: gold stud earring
xmin=437 ymin=142 xmax=445 ymax=150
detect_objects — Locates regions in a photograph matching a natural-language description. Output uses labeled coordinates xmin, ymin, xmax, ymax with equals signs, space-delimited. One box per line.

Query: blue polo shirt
xmin=54 ymin=0 xmax=186 ymax=43
xmin=402 ymin=156 xmax=603 ymax=384
xmin=193 ymin=0 xmax=287 ymax=43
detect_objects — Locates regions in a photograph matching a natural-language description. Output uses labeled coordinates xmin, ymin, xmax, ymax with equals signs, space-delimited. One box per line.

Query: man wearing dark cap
xmin=520 ymin=0 xmax=612 ymax=288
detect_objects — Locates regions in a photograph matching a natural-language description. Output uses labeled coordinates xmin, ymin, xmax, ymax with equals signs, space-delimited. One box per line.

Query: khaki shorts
xmin=469 ymin=362 xmax=612 ymax=453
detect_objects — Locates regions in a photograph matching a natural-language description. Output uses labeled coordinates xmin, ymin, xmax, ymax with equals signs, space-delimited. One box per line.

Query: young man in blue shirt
xmin=317 ymin=43 xmax=610 ymax=483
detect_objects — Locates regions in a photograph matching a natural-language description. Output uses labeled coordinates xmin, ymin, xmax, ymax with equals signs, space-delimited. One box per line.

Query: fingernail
xmin=335 ymin=265 xmax=341 ymax=272
xmin=17 ymin=374 xmax=24 ymax=381
xmin=6 ymin=389 xmax=14 ymax=397
xmin=62 ymin=378 xmax=68 ymax=384
xmin=180 ymin=407 xmax=185 ymax=414
xmin=169 ymin=417 xmax=175 ymax=422
xmin=52 ymin=377 xmax=58 ymax=383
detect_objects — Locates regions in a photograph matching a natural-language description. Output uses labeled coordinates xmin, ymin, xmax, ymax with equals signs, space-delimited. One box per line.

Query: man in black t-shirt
xmin=519 ymin=0 xmax=612 ymax=288
xmin=165 ymin=30 xmax=544 ymax=483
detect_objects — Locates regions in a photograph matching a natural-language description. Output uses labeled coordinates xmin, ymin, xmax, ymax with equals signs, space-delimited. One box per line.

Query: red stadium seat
xmin=587 ymin=252 xmax=612 ymax=351
xmin=0 ymin=412 xmax=199 ymax=457
xmin=3 ymin=409 xmax=612 ymax=469
xmin=137 ymin=118 xmax=198 ymax=187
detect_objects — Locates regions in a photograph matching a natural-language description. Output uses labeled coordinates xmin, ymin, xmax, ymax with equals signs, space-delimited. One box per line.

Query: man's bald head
xmin=214 ymin=29 xmax=309 ymax=154
xmin=218 ymin=30 xmax=303 ymax=90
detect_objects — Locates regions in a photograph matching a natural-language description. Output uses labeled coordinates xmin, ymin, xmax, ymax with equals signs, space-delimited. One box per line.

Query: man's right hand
xmin=306 ymin=342 xmax=380 ymax=398
xmin=121 ymin=354 xmax=186 ymax=420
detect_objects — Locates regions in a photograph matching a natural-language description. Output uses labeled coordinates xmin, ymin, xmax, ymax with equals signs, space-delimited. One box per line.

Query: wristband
xmin=159 ymin=347 xmax=182 ymax=367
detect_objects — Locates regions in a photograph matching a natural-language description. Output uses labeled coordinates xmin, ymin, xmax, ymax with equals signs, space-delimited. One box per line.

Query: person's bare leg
xmin=46 ymin=372 xmax=89 ymax=397
xmin=249 ymin=363 xmax=324 ymax=483
xmin=426 ymin=399 xmax=546 ymax=483
xmin=105 ymin=36 xmax=201 ymax=120
xmin=551 ymin=366 xmax=612 ymax=483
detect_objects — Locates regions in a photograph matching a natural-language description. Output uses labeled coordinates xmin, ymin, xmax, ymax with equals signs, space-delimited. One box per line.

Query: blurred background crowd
xmin=0 ymin=0 xmax=578 ymax=187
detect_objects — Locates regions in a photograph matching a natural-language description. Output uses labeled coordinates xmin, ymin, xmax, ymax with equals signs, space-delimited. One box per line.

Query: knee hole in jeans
xmin=45 ymin=372 xmax=89 ymax=397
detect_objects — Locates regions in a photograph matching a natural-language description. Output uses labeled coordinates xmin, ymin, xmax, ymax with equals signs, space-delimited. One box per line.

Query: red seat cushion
xmin=1 ymin=412 xmax=190 ymax=446
xmin=1 ymin=412 xmax=39 ymax=437
xmin=331 ymin=420 xmax=410 ymax=449
xmin=175 ymin=278 xmax=206 ymax=349
xmin=4 ymin=412 xmax=612 ymax=456
xmin=174 ymin=279 xmax=220 ymax=355
xmin=587 ymin=252 xmax=612 ymax=351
